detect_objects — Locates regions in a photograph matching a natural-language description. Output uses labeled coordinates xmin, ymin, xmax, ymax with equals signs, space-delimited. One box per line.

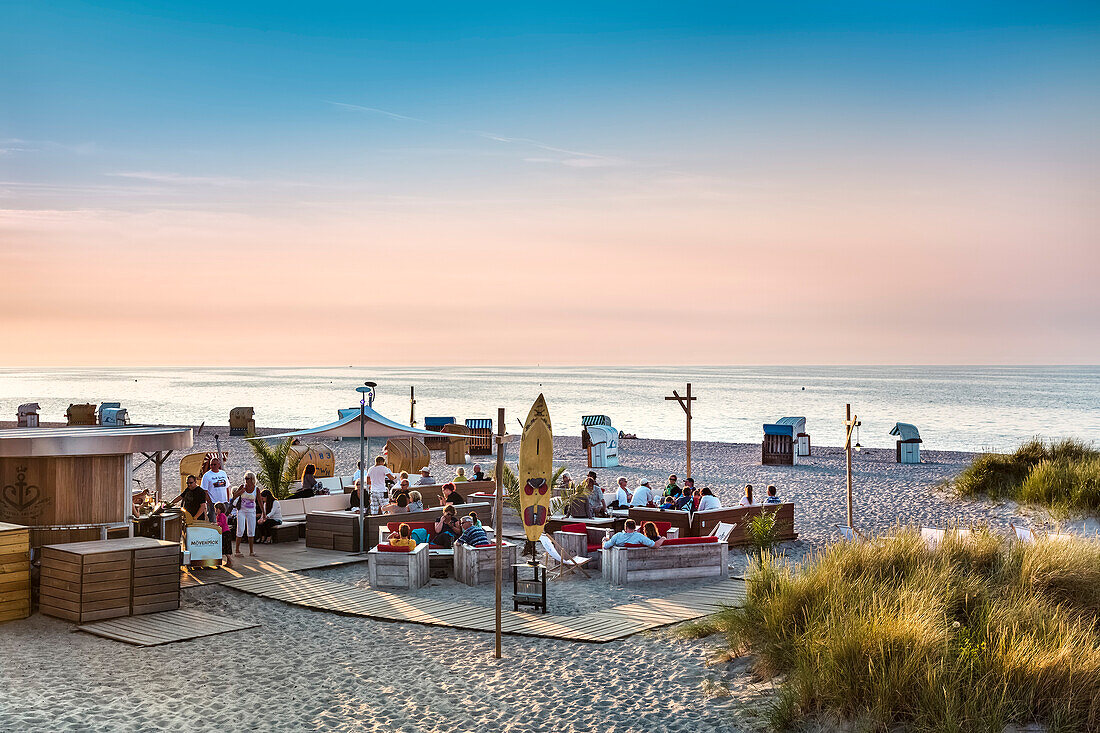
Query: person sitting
xmin=559 ymin=472 xmax=574 ymax=492
xmin=302 ymin=464 xmax=326 ymax=495
xmin=256 ymin=489 xmax=283 ymax=543
xmin=471 ymin=464 xmax=486 ymax=481
xmin=665 ymin=474 xmax=681 ymax=497
xmin=414 ymin=467 xmax=434 ymax=486
xmin=697 ymin=487 xmax=721 ymax=511
xmin=433 ymin=504 xmax=463 ymax=548
xmin=659 ymin=491 xmax=678 ymax=511
xmin=382 ymin=494 xmax=409 ymax=515
xmin=640 ymin=521 xmax=667 ymax=547
xmin=692 ymin=488 xmax=702 ymax=512
xmin=389 ymin=523 xmax=417 ymax=550
xmin=441 ymin=482 xmax=466 ymax=505
xmin=349 ymin=479 xmax=363 ymax=509
xmin=683 ymin=477 xmax=696 ymax=497
xmin=762 ymin=485 xmax=781 ymax=505
xmin=407 ymin=490 xmax=425 ymax=512
xmin=454 ymin=515 xmax=489 ymax=546
xmin=567 ymin=472 xmax=598 ymax=518
xmin=629 ymin=478 xmax=655 ymax=507
xmin=602 ymin=519 xmax=655 ymax=549
xmin=468 ymin=510 xmax=483 ymax=527
xmin=674 ymin=488 xmax=694 ymax=512
xmin=608 ymin=477 xmax=630 ymax=510
xmin=738 ymin=484 xmax=755 ymax=507
xmin=452 ymin=467 xmax=468 ymax=482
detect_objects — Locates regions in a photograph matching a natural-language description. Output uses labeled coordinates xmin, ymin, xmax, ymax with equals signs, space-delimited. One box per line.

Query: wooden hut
xmin=440 ymin=423 xmax=471 ymax=465
xmin=465 ymin=418 xmax=494 ymax=456
xmin=229 ymin=407 xmax=256 ymax=436
xmin=288 ymin=444 xmax=335 ymax=479
xmin=423 ymin=417 xmax=456 ymax=449
xmin=385 ymin=437 xmax=431 ymax=474
xmin=890 ymin=422 xmax=923 ymax=464
xmin=66 ymin=403 xmax=97 ymax=426
xmin=16 ymin=403 xmax=39 ymax=428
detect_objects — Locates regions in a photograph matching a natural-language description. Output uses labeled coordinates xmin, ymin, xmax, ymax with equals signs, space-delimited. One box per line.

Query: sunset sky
xmin=2 ymin=2 xmax=1098 ymax=365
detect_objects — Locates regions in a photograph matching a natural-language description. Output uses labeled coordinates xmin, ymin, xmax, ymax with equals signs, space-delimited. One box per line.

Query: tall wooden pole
xmin=493 ymin=407 xmax=505 ymax=659
xmin=845 ymin=404 xmax=853 ymax=529
xmin=409 ymin=386 xmax=416 ymax=427
xmin=665 ymin=383 xmax=697 ymax=480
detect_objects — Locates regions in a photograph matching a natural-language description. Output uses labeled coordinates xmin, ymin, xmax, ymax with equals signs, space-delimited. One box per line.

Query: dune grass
xmin=681 ymin=529 xmax=1100 ymax=732
xmin=955 ymin=438 xmax=1100 ymax=513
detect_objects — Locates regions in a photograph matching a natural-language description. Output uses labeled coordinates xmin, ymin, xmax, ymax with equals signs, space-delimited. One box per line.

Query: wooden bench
xmin=270 ymin=522 xmax=302 ymax=543
xmin=454 ymin=541 xmax=517 ymax=586
xmin=628 ymin=507 xmax=692 ymax=538
xmin=689 ymin=503 xmax=798 ymax=546
xmin=368 ymin=543 xmax=429 ymax=590
xmin=601 ymin=537 xmax=728 ymax=585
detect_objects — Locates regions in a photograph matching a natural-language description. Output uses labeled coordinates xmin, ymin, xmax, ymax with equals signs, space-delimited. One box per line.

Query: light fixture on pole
xmin=843 ymin=403 xmax=862 ymax=530
xmin=356 ymin=382 xmax=376 ymax=555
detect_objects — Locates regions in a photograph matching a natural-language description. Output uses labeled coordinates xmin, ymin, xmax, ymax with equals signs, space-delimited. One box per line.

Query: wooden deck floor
xmin=77 ymin=608 xmax=259 ymax=647
xmin=182 ymin=543 xmax=368 ymax=588
xmin=222 ymin=572 xmax=745 ymax=643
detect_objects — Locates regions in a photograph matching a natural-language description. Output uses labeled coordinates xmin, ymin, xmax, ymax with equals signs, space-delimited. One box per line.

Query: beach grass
xmin=955 ymin=438 xmax=1100 ymax=513
xmin=680 ymin=529 xmax=1100 ymax=732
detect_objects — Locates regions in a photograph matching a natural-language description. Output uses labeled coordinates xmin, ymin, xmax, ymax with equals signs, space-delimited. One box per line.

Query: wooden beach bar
xmin=0 ymin=425 xmax=193 ymax=549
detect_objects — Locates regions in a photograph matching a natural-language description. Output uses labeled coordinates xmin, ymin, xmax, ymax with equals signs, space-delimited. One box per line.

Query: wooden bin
xmin=0 ymin=522 xmax=31 ymax=623
xmin=39 ymin=537 xmax=180 ymax=623
xmin=305 ymin=511 xmax=360 ymax=552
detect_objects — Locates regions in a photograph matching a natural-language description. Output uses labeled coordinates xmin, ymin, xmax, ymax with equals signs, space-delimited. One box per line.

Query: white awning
xmin=259 ymin=407 xmax=458 ymax=442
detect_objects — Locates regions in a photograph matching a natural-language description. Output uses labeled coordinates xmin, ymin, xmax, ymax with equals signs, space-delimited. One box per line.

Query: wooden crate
xmin=39 ymin=537 xmax=180 ymax=623
xmin=0 ymin=522 xmax=31 ymax=623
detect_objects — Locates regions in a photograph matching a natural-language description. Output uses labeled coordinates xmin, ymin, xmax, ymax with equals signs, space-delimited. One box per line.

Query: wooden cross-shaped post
xmin=843 ymin=403 xmax=861 ymax=530
xmin=665 ymin=383 xmax=697 ymax=479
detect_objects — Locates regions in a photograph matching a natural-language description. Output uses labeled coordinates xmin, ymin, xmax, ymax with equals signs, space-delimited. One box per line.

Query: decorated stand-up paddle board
xmin=519 ymin=394 xmax=553 ymax=551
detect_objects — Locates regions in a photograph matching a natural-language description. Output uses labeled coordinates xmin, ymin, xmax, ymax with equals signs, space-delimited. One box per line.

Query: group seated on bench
xmin=554 ymin=519 xmax=679 ymax=570
xmin=602 ymin=534 xmax=728 ymax=584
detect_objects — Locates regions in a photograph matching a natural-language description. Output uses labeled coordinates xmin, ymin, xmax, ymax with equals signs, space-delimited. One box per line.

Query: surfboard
xmin=518 ymin=393 xmax=553 ymax=542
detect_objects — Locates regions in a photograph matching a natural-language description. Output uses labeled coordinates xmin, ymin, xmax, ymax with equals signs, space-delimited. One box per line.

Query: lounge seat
xmin=602 ymin=536 xmax=726 ymax=585
xmin=368 ymin=543 xmax=429 ymax=590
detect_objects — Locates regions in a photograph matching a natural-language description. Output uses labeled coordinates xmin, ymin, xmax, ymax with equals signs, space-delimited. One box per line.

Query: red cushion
xmin=474 ymin=543 xmax=493 ymax=548
xmin=561 ymin=523 xmax=588 ymax=534
xmin=653 ymin=521 xmax=672 ymax=536
xmin=428 ymin=544 xmax=444 ymax=550
xmin=663 ymin=536 xmax=720 ymax=546
xmin=587 ymin=542 xmax=602 ymax=552
xmin=624 ymin=542 xmax=647 ymax=548
xmin=376 ymin=543 xmax=412 ymax=553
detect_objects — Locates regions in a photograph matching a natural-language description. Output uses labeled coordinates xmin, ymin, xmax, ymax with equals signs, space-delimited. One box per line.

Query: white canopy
xmin=259 ymin=406 xmax=456 ymax=442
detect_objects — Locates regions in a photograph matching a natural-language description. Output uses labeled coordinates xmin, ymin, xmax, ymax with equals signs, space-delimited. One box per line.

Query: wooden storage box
xmin=0 ymin=522 xmax=31 ymax=623
xmin=305 ymin=511 xmax=360 ymax=552
xmin=40 ymin=537 xmax=180 ymax=623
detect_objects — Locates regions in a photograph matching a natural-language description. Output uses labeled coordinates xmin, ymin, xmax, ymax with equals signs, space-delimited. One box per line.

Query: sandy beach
xmin=0 ymin=428 xmax=1070 ymax=732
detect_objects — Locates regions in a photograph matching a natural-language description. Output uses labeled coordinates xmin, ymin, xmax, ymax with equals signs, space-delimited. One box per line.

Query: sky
xmin=1 ymin=2 xmax=1098 ymax=366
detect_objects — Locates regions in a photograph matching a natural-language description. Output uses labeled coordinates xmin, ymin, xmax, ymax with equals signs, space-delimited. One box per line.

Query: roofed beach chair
xmin=539 ymin=534 xmax=591 ymax=580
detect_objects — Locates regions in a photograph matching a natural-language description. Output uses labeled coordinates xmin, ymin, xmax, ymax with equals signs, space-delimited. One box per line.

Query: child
xmin=214 ymin=503 xmax=233 ymax=567
xmin=659 ymin=489 xmax=679 ymax=511
xmin=390 ymin=523 xmax=416 ymax=550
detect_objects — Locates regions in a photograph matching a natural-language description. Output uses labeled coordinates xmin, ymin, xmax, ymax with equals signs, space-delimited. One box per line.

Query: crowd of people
xmin=563 ymin=470 xmax=782 ymax=519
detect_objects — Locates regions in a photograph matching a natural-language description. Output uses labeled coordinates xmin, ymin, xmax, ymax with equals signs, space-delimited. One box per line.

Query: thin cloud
xmin=108 ymin=171 xmax=246 ymax=186
xmin=329 ymin=100 xmax=630 ymax=168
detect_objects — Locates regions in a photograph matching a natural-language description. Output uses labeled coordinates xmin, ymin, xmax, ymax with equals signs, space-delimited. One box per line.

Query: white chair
xmin=708 ymin=521 xmax=737 ymax=543
xmin=920 ymin=527 xmax=946 ymax=547
xmin=539 ymin=534 xmax=591 ymax=580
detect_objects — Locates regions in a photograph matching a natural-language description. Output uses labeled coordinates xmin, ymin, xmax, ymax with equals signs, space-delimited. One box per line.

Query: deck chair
xmin=835 ymin=524 xmax=869 ymax=542
xmin=708 ymin=521 xmax=737 ymax=543
xmin=539 ymin=534 xmax=591 ymax=580
xmin=920 ymin=527 xmax=946 ymax=547
xmin=1010 ymin=521 xmax=1038 ymax=543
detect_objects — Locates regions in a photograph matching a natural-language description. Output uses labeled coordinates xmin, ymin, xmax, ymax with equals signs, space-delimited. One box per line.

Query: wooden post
xmin=493 ymin=406 xmax=505 ymax=659
xmin=409 ymin=387 xmax=416 ymax=427
xmin=665 ymin=383 xmax=697 ymax=479
xmin=843 ymin=403 xmax=860 ymax=530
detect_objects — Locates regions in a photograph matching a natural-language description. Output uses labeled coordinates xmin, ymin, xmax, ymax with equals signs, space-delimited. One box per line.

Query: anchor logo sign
xmin=2 ymin=465 xmax=44 ymax=514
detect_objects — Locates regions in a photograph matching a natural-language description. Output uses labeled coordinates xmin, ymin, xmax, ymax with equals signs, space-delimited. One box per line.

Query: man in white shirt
xmin=365 ymin=456 xmax=394 ymax=514
xmin=697 ymin=487 xmax=722 ymax=511
xmin=609 ymin=477 xmax=630 ymax=510
xmin=629 ymin=479 xmax=654 ymax=507
xmin=201 ymin=457 xmax=230 ymax=509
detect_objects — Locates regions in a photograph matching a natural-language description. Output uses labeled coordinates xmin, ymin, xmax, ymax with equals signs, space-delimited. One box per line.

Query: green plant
xmin=955 ymin=438 xmax=1100 ymax=513
xmin=245 ymin=437 xmax=303 ymax=500
xmin=679 ymin=528 xmax=1100 ymax=732
xmin=747 ymin=510 xmax=778 ymax=561
xmin=501 ymin=463 xmax=574 ymax=517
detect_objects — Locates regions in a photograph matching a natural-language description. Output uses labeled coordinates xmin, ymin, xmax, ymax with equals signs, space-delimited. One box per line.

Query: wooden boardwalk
xmin=77 ymin=608 xmax=259 ymax=647
xmin=222 ymin=572 xmax=745 ymax=643
xmin=182 ymin=544 xmax=368 ymax=588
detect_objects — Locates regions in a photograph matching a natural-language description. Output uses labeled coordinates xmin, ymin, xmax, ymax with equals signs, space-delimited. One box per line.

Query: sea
xmin=0 ymin=366 xmax=1097 ymax=453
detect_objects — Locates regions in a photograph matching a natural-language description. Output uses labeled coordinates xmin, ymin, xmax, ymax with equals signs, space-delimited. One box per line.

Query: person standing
xmin=365 ymin=456 xmax=394 ymax=514
xmin=233 ymin=471 xmax=264 ymax=556
xmin=201 ymin=457 xmax=230 ymax=514
xmin=178 ymin=474 xmax=207 ymax=521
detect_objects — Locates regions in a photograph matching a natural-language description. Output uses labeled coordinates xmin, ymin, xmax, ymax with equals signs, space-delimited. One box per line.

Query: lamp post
xmin=843 ymin=403 xmax=862 ymax=530
xmin=357 ymin=382 xmax=376 ymax=555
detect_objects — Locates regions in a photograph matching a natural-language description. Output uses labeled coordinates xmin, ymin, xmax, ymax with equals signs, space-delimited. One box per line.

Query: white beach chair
xmin=539 ymin=534 xmax=591 ymax=580
xmin=920 ymin=527 xmax=946 ymax=547
xmin=708 ymin=521 xmax=737 ymax=543
xmin=1009 ymin=521 xmax=1039 ymax=543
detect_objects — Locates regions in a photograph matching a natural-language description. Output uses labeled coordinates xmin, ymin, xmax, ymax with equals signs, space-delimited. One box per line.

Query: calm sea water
xmin=0 ymin=366 xmax=1097 ymax=453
